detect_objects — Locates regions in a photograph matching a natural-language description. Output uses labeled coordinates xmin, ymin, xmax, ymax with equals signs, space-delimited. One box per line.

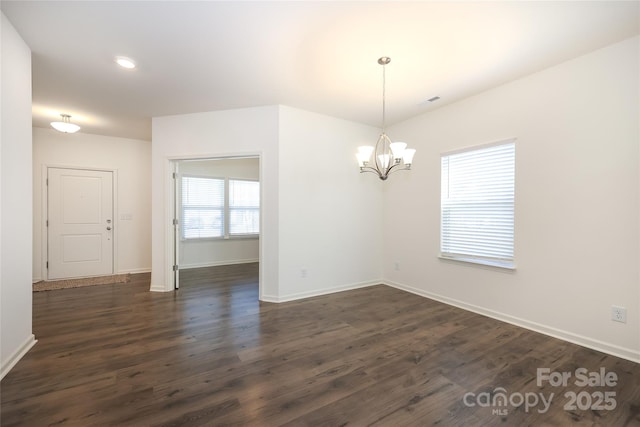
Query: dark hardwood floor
xmin=2 ymin=263 xmax=639 ymax=426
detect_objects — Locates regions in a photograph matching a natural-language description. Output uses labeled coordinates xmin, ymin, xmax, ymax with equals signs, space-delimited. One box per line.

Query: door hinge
xmin=46 ymin=178 xmax=48 ymax=185
xmin=173 ymin=218 xmax=178 ymax=226
xmin=46 ymin=220 xmax=49 ymax=227
xmin=46 ymin=261 xmax=49 ymax=269
xmin=172 ymin=172 xmax=177 ymax=179
xmin=173 ymin=265 xmax=179 ymax=272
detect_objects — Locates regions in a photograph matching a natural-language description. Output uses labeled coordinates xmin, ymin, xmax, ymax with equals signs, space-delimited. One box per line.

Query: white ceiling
xmin=2 ymin=1 xmax=638 ymax=141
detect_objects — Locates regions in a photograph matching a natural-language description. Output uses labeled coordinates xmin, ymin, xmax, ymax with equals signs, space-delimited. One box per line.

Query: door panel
xmin=62 ymin=175 xmax=103 ymax=223
xmin=61 ymin=235 xmax=103 ymax=262
xmin=48 ymin=168 xmax=114 ymax=279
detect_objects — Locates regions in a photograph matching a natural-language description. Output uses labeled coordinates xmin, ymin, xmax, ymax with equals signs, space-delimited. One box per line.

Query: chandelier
xmin=357 ymin=57 xmax=415 ymax=181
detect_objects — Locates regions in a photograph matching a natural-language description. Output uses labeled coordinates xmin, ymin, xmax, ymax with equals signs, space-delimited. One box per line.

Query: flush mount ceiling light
xmin=115 ymin=56 xmax=136 ymax=69
xmin=357 ymin=57 xmax=416 ymax=181
xmin=50 ymin=114 xmax=80 ymax=133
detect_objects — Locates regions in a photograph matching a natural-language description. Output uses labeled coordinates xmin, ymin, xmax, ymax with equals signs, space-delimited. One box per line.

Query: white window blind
xmin=229 ymin=179 xmax=260 ymax=235
xmin=441 ymin=140 xmax=515 ymax=267
xmin=181 ymin=176 xmax=225 ymax=239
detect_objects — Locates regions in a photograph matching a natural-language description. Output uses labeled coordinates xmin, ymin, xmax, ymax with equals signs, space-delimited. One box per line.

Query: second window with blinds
xmin=181 ymin=175 xmax=260 ymax=240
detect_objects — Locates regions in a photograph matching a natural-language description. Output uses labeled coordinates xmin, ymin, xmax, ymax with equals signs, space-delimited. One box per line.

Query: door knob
xmin=107 ymin=226 xmax=112 ymax=231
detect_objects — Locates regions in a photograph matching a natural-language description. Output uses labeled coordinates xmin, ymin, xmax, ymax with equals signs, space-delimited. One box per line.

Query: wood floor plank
xmin=2 ymin=263 xmax=639 ymax=426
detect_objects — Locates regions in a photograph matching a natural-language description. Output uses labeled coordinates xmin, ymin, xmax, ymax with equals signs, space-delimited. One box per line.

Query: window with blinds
xmin=440 ymin=140 xmax=515 ymax=268
xmin=181 ymin=176 xmax=225 ymax=239
xmin=180 ymin=176 xmax=260 ymax=239
xmin=229 ymin=179 xmax=260 ymax=235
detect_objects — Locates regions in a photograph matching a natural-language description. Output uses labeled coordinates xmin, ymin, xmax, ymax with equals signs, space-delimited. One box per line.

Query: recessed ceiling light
xmin=115 ymin=56 xmax=136 ymax=69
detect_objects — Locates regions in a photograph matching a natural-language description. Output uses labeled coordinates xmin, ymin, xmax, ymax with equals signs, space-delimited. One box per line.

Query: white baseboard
xmin=149 ymin=284 xmax=173 ymax=292
xmin=1 ymin=334 xmax=37 ymax=381
xmin=33 ymin=269 xmax=150 ymax=283
xmin=180 ymin=259 xmax=258 ymax=270
xmin=384 ymin=280 xmax=640 ymax=364
xmin=260 ymin=280 xmax=379 ymax=303
xmin=118 ymin=268 xmax=151 ymax=274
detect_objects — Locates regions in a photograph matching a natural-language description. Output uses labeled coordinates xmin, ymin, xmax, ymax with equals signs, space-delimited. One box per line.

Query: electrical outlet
xmin=394 ymin=262 xmax=400 ymax=271
xmin=611 ymin=306 xmax=627 ymax=323
xmin=300 ymin=268 xmax=307 ymax=278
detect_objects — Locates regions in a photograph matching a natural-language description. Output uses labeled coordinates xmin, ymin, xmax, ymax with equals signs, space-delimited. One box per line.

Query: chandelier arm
xmin=359 ymin=166 xmax=378 ymax=173
xmin=359 ymin=166 xmax=385 ymax=179
xmin=386 ymin=163 xmax=411 ymax=175
xmin=377 ymin=132 xmax=393 ymax=176
xmin=372 ymin=134 xmax=384 ymax=173
xmin=373 ymin=151 xmax=381 ymax=172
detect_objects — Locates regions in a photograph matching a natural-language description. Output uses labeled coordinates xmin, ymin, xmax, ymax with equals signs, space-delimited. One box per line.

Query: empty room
xmin=1 ymin=1 xmax=639 ymax=425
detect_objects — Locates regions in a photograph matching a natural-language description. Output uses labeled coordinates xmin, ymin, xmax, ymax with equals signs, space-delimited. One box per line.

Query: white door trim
xmin=173 ymin=160 xmax=180 ymax=289
xmin=42 ymin=164 xmax=119 ymax=280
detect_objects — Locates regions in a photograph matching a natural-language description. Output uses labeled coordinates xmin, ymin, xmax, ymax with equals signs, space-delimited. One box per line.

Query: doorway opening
xmin=169 ymin=156 xmax=260 ymax=298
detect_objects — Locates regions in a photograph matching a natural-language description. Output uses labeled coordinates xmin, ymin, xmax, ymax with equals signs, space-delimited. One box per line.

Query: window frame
xmin=439 ymin=138 xmax=516 ymax=270
xmin=180 ymin=174 xmax=225 ymax=240
xmin=180 ymin=174 xmax=260 ymax=241
xmin=228 ymin=178 xmax=260 ymax=237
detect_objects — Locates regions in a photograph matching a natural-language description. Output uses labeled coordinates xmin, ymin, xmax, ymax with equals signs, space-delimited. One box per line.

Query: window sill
xmin=438 ymin=255 xmax=516 ymax=271
xmin=228 ymin=234 xmax=260 ymax=240
xmin=182 ymin=235 xmax=259 ymax=242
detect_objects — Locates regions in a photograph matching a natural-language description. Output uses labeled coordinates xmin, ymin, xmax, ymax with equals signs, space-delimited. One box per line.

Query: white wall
xmin=277 ymin=106 xmax=382 ymax=300
xmin=152 ymin=105 xmax=382 ymax=301
xmin=178 ymin=157 xmax=259 ymax=268
xmin=383 ymin=36 xmax=640 ymax=362
xmin=151 ymin=106 xmax=280 ymax=296
xmin=32 ymin=127 xmax=152 ymax=281
xmin=1 ymin=12 xmax=36 ymax=379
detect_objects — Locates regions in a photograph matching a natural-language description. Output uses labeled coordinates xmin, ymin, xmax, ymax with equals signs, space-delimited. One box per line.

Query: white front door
xmin=48 ymin=168 xmax=114 ymax=279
